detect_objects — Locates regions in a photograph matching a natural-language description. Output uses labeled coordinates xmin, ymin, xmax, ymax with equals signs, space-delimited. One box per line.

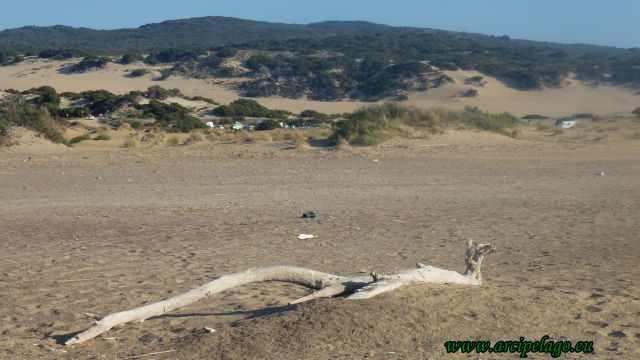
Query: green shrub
xmin=139 ymin=100 xmax=205 ymax=132
xmin=68 ymin=134 xmax=90 ymax=145
xmin=70 ymin=57 xmax=111 ymax=73
xmin=130 ymin=120 xmax=143 ymax=129
xmin=93 ymin=134 xmax=111 ymax=140
xmin=212 ymin=99 xmax=291 ymax=119
xmin=458 ymin=89 xmax=478 ymax=97
xmin=120 ymin=53 xmax=143 ymax=64
xmin=130 ymin=69 xmax=150 ymax=77
xmin=522 ymin=114 xmax=549 ymax=120
xmin=255 ymin=119 xmax=281 ymax=131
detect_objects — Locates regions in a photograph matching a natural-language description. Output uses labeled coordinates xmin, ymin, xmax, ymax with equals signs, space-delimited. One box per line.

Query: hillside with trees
xmin=1 ymin=16 xmax=640 ymax=97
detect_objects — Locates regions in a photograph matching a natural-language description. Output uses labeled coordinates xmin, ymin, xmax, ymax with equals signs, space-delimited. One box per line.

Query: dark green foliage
xmin=300 ymin=109 xmax=328 ymax=119
xmin=633 ymin=107 xmax=640 ymax=117
xmin=130 ymin=120 xmax=143 ymax=129
xmin=458 ymin=89 xmax=478 ymax=97
xmin=38 ymin=49 xmax=84 ymax=60
xmin=30 ymin=86 xmax=61 ymax=108
xmin=216 ymin=46 xmax=237 ymax=58
xmin=140 ymin=100 xmax=205 ymax=132
xmin=130 ymin=69 xmax=150 ymax=77
xmin=0 ymin=120 xmax=7 ymax=137
xmin=522 ymin=114 xmax=549 ymax=120
xmin=198 ymin=54 xmax=223 ymax=70
xmin=58 ymin=106 xmax=90 ymax=118
xmin=69 ymin=56 xmax=110 ymax=73
xmin=93 ymin=134 xmax=111 ymax=140
xmin=0 ymin=17 xmax=638 ymax=91
xmin=0 ymin=52 xmax=23 ymax=65
xmin=212 ymin=99 xmax=291 ymax=119
xmin=464 ymin=76 xmax=486 ymax=86
xmin=255 ymin=119 xmax=281 ymax=130
xmin=68 ymin=134 xmax=90 ymax=145
xmin=72 ymin=90 xmax=132 ymax=114
xmin=120 ymin=53 xmax=143 ymax=64
xmin=152 ymin=48 xmax=205 ymax=63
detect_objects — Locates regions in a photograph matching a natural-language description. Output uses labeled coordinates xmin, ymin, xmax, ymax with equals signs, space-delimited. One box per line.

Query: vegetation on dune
xmin=120 ymin=53 xmax=143 ymax=64
xmin=212 ymin=99 xmax=291 ymax=119
xmin=93 ymin=134 xmax=111 ymax=140
xmin=1 ymin=17 xmax=638 ymax=97
xmin=329 ymin=103 xmax=519 ymax=146
xmin=138 ymin=100 xmax=205 ymax=132
xmin=69 ymin=56 xmax=111 ymax=73
xmin=0 ymin=95 xmax=65 ymax=143
xmin=0 ymin=52 xmax=23 ymax=65
xmin=633 ymin=107 xmax=640 ymax=117
xmin=129 ymin=69 xmax=150 ymax=77
xmin=68 ymin=134 xmax=91 ymax=145
xmin=457 ymin=88 xmax=479 ymax=97
xmin=522 ymin=114 xmax=549 ymax=120
xmin=255 ymin=119 xmax=282 ymax=131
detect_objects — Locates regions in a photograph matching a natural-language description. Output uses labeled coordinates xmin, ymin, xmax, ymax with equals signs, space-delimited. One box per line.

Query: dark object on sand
xmin=302 ymin=211 xmax=315 ymax=218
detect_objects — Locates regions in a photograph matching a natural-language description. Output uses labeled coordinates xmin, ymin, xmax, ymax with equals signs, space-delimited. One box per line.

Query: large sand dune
xmin=1 ymin=58 xmax=638 ymax=117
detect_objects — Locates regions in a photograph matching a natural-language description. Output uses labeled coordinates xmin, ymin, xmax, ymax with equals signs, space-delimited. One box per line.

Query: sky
xmin=1 ymin=0 xmax=639 ymax=48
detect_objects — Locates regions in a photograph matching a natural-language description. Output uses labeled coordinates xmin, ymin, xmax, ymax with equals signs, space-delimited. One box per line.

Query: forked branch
xmin=65 ymin=240 xmax=493 ymax=345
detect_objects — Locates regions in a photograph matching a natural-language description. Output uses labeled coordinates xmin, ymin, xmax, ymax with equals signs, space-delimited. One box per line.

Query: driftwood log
xmin=65 ymin=240 xmax=493 ymax=345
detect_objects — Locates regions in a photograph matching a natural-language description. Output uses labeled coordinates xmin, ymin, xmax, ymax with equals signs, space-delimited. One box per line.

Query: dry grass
xmin=118 ymin=123 xmax=133 ymax=131
xmin=188 ymin=131 xmax=205 ymax=142
xmin=167 ymin=135 xmax=181 ymax=146
xmin=140 ymin=132 xmax=164 ymax=146
xmin=122 ymin=135 xmax=140 ymax=148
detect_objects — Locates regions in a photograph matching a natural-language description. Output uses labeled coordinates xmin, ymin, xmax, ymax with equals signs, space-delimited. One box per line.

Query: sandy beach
xmin=0 ymin=120 xmax=639 ymax=358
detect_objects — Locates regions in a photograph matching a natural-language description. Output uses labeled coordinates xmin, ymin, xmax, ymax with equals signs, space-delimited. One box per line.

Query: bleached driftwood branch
xmin=65 ymin=240 xmax=493 ymax=345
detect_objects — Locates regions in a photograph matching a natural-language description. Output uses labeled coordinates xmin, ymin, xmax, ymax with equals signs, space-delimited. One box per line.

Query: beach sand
xmin=0 ymin=121 xmax=639 ymax=358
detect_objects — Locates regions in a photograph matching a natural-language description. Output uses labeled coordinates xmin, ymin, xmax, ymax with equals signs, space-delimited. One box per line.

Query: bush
xmin=93 ymin=134 xmax=111 ymax=140
xmin=139 ymin=100 xmax=205 ymax=132
xmin=67 ymin=134 xmax=90 ymax=145
xmin=30 ymin=86 xmax=61 ymax=108
xmin=255 ymin=119 xmax=281 ymax=131
xmin=216 ymin=47 xmax=238 ymax=58
xmin=70 ymin=57 xmax=110 ymax=73
xmin=130 ymin=69 xmax=150 ymax=77
xmin=632 ymin=107 xmax=640 ymax=117
xmin=458 ymin=89 xmax=478 ymax=97
xmin=212 ymin=99 xmax=291 ymax=119
xmin=120 ymin=53 xmax=143 ymax=64
xmin=464 ymin=76 xmax=486 ymax=86
xmin=522 ymin=114 xmax=549 ymax=120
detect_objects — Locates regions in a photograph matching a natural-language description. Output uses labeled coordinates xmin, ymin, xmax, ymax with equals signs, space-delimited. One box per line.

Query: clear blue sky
xmin=2 ymin=0 xmax=639 ymax=48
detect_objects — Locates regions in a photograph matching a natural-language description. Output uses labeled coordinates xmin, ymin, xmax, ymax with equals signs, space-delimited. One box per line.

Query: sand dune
xmin=2 ymin=58 xmax=638 ymax=117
